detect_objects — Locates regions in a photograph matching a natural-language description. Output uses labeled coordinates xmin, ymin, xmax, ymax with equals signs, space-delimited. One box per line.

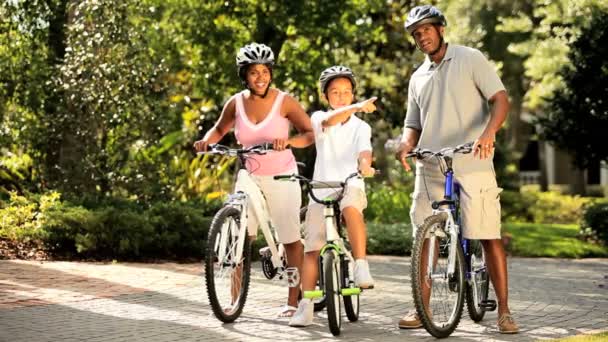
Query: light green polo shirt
xmin=403 ymin=44 xmax=506 ymax=151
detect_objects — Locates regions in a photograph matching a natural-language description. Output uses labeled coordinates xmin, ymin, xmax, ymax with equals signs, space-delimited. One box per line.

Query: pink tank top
xmin=234 ymin=90 xmax=297 ymax=175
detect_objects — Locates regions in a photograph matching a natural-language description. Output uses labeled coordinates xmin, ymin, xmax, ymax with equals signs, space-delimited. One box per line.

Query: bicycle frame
xmin=426 ymin=167 xmax=460 ymax=280
xmin=200 ymin=145 xmax=286 ymax=274
xmin=228 ymin=169 xmax=284 ymax=270
xmin=426 ymin=157 xmax=485 ymax=304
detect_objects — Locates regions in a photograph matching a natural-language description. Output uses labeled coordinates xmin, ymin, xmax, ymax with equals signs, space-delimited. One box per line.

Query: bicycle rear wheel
xmin=323 ymin=249 xmax=342 ymax=336
xmin=205 ymin=206 xmax=252 ymax=323
xmin=411 ymin=213 xmax=465 ymax=338
xmin=466 ymin=240 xmax=490 ymax=322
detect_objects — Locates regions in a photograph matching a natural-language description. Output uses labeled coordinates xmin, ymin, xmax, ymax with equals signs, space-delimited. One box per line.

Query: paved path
xmin=0 ymin=256 xmax=606 ymax=342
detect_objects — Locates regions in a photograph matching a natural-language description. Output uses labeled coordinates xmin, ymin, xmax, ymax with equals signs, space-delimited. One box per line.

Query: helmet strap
xmin=427 ymin=25 xmax=446 ymax=56
xmin=241 ymin=66 xmax=272 ymax=98
xmin=428 ymin=35 xmax=444 ymax=56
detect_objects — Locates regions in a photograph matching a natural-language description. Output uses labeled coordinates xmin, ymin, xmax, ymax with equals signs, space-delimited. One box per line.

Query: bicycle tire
xmin=323 ymin=249 xmax=342 ymax=336
xmin=342 ymin=255 xmax=360 ymax=322
xmin=411 ymin=213 xmax=465 ymax=338
xmin=205 ymin=206 xmax=252 ymax=323
xmin=466 ymin=240 xmax=490 ymax=322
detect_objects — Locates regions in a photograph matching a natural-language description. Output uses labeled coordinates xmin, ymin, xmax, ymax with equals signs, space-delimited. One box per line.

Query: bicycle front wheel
xmin=466 ymin=240 xmax=490 ymax=322
xmin=204 ymin=206 xmax=252 ymax=323
xmin=342 ymin=255 xmax=360 ymax=322
xmin=323 ymin=249 xmax=342 ymax=336
xmin=411 ymin=213 xmax=465 ymax=338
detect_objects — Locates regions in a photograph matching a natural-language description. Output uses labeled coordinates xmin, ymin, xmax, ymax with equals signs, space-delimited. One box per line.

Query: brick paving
xmin=0 ymin=256 xmax=606 ymax=341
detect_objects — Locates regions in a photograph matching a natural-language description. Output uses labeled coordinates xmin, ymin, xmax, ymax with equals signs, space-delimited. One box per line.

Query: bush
xmin=580 ymin=200 xmax=608 ymax=245
xmin=1 ymin=191 xmax=214 ymax=260
xmin=367 ymin=222 xmax=413 ymax=255
xmin=0 ymin=191 xmax=62 ymax=242
xmin=365 ymin=181 xmax=412 ymax=224
xmin=501 ymin=189 xmax=589 ymax=224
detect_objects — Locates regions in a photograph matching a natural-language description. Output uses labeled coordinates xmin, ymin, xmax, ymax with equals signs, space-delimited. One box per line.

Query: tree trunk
xmin=42 ymin=0 xmax=69 ymax=188
xmin=538 ymin=140 xmax=549 ymax=192
xmin=570 ymin=168 xmax=587 ymax=196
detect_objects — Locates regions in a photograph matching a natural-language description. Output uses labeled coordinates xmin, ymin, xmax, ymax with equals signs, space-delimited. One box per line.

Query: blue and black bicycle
xmin=406 ymin=142 xmax=497 ymax=338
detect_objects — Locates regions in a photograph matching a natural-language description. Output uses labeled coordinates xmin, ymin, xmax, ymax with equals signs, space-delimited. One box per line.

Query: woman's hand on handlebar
xmin=193 ymin=139 xmax=209 ymax=152
xmin=272 ymin=138 xmax=290 ymax=151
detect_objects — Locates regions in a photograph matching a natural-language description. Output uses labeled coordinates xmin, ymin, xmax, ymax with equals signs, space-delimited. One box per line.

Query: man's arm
xmin=396 ymin=127 xmax=421 ymax=172
xmin=473 ymin=90 xmax=509 ymax=159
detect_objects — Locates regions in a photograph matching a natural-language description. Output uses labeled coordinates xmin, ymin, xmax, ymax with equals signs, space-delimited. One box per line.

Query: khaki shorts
xmin=410 ymin=155 xmax=502 ymax=240
xmin=303 ymin=186 xmax=367 ymax=252
xmin=235 ymin=169 xmax=302 ymax=244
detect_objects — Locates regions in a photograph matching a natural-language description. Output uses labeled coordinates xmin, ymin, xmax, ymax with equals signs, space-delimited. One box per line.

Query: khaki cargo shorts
xmin=410 ymin=156 xmax=502 ymax=240
xmin=303 ymin=186 xmax=367 ymax=252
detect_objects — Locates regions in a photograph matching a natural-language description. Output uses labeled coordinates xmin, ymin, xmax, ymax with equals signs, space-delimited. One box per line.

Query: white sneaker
xmin=288 ymin=299 xmax=314 ymax=327
xmin=354 ymin=259 xmax=375 ymax=289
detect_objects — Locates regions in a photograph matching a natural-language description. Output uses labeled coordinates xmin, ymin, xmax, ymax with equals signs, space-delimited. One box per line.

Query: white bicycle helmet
xmin=318 ymin=65 xmax=357 ymax=94
xmin=236 ymin=43 xmax=275 ymax=68
xmin=405 ymin=5 xmax=447 ymax=34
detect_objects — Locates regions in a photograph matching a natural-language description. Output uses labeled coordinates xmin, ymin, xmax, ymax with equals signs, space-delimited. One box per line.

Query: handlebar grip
xmin=273 ymin=175 xmax=295 ymax=180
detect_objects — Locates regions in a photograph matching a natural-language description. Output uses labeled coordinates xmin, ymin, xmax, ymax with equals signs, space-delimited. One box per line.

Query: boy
xmin=290 ymin=65 xmax=377 ymax=327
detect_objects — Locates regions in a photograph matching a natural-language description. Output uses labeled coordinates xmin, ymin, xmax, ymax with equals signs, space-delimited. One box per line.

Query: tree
xmin=537 ymin=9 xmax=608 ymax=169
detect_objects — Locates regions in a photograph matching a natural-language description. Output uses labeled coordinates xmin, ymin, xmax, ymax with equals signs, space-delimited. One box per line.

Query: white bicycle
xmin=201 ymin=143 xmax=297 ymax=323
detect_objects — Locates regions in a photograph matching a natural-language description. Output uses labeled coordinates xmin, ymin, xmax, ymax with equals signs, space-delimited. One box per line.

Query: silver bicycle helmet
xmin=405 ymin=5 xmax=447 ymax=34
xmin=236 ymin=43 xmax=275 ymax=68
xmin=319 ymin=65 xmax=357 ymax=94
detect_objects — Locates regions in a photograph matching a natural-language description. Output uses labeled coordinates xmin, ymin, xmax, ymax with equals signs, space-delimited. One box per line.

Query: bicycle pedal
xmin=480 ymin=299 xmax=497 ymax=311
xmin=341 ymin=287 xmax=361 ymax=296
xmin=303 ymin=290 xmax=324 ymax=299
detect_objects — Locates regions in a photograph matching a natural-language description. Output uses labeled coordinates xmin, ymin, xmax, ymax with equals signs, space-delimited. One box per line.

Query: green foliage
xmin=503 ymin=222 xmax=608 ymax=258
xmin=1 ymin=191 xmax=213 ymax=259
xmin=0 ymin=191 xmax=61 ymax=241
xmin=365 ymin=180 xmax=413 ymax=224
xmin=501 ymin=189 xmax=590 ymax=224
xmin=52 ymin=0 xmax=168 ymax=195
xmin=499 ymin=0 xmax=608 ymax=110
xmin=537 ymin=8 xmax=608 ymax=167
xmin=580 ymin=200 xmax=608 ymax=245
xmin=366 ymin=222 xmax=413 ymax=256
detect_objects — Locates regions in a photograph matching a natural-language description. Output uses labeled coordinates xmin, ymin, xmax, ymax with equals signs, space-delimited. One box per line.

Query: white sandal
xmin=277 ymin=305 xmax=298 ymax=318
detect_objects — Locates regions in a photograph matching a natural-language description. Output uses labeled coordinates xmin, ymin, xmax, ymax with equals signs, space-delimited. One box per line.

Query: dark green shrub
xmin=501 ymin=190 xmax=536 ymax=222
xmin=366 ymin=222 xmax=413 ymax=256
xmin=2 ymin=191 xmax=214 ymax=259
xmin=365 ymin=182 xmax=412 ymax=224
xmin=501 ymin=189 xmax=589 ymax=224
xmin=581 ymin=200 xmax=608 ymax=245
xmin=147 ymin=201 xmax=212 ymax=258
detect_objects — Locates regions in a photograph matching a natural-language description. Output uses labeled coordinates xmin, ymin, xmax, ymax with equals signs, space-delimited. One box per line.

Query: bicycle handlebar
xmin=274 ymin=172 xmax=371 ymax=205
xmin=405 ymin=142 xmax=475 ymax=159
xmin=196 ymin=142 xmax=274 ymax=156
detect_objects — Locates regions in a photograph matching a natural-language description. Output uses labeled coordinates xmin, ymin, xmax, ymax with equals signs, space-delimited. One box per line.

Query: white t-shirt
xmin=310 ymin=110 xmax=373 ymax=198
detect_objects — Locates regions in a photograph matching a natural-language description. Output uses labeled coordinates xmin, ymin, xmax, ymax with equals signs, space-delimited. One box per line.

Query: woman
xmin=194 ymin=43 xmax=313 ymax=317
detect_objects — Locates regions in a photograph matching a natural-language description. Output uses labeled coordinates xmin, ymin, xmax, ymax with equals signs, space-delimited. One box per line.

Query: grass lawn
xmin=503 ymin=222 xmax=608 ymax=258
xmin=544 ymin=332 xmax=608 ymax=342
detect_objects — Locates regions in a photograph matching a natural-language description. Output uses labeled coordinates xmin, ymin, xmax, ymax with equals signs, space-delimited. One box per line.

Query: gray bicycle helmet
xmin=236 ymin=43 xmax=274 ymax=68
xmin=319 ymin=65 xmax=357 ymax=94
xmin=405 ymin=5 xmax=447 ymax=34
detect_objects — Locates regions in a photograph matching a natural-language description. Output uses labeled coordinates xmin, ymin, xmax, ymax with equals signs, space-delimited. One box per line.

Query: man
xmin=396 ymin=5 xmax=518 ymax=334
